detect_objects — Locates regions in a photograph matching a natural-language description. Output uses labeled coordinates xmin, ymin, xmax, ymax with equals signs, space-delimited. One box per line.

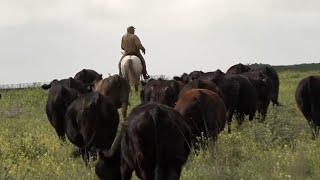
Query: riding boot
xmin=136 ymin=53 xmax=150 ymax=79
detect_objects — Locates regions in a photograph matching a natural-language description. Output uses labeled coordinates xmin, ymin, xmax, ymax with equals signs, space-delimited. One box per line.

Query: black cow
xmin=74 ymin=69 xmax=103 ymax=85
xmin=140 ymin=79 xmax=181 ymax=107
xmin=200 ymin=70 xmax=257 ymax=132
xmin=242 ymin=71 xmax=271 ymax=121
xmin=189 ymin=71 xmax=204 ymax=81
xmin=227 ymin=63 xmax=281 ymax=106
xmin=227 ymin=74 xmax=258 ymax=123
xmin=41 ymin=77 xmax=88 ymax=93
xmin=95 ymin=103 xmax=191 ymax=180
xmin=173 ymin=71 xmax=204 ymax=84
xmin=45 ymin=86 xmax=79 ymax=141
xmin=173 ymin=73 xmax=190 ymax=84
xmin=226 ymin=63 xmax=251 ymax=74
xmin=93 ymin=75 xmax=130 ymax=118
xmin=65 ymin=92 xmax=119 ymax=165
xmin=296 ymin=76 xmax=320 ymax=137
xmin=252 ymin=65 xmax=280 ymax=106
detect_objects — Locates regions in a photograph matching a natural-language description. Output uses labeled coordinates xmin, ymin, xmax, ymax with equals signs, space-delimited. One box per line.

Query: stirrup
xmin=143 ymin=74 xmax=150 ymax=79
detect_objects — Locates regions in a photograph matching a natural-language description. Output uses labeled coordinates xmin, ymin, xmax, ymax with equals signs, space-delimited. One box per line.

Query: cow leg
xmin=51 ymin=118 xmax=66 ymax=142
xmin=249 ymin=113 xmax=255 ymax=122
xmin=54 ymin=127 xmax=66 ymax=142
xmin=313 ymin=125 xmax=320 ymax=139
xmin=227 ymin=110 xmax=234 ymax=133
xmin=70 ymin=148 xmax=82 ymax=158
xmin=89 ymin=146 xmax=97 ymax=161
xmin=120 ymin=159 xmax=133 ymax=180
xmin=260 ymin=108 xmax=267 ymax=122
xmin=134 ymin=83 xmax=139 ymax=92
xmin=135 ymin=154 xmax=153 ymax=180
xmin=81 ymin=148 xmax=89 ymax=166
xmin=308 ymin=121 xmax=317 ymax=139
xmin=138 ymin=167 xmax=153 ymax=180
xmin=122 ymin=103 xmax=128 ymax=119
xmin=237 ymin=114 xmax=244 ymax=127
xmin=272 ymin=99 xmax=280 ymax=106
xmin=260 ymin=100 xmax=270 ymax=122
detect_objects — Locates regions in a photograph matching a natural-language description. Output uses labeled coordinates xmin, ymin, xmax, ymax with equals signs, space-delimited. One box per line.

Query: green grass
xmin=0 ymin=70 xmax=320 ymax=179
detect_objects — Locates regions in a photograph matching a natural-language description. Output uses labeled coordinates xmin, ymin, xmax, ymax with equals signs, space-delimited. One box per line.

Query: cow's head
xmin=95 ymin=151 xmax=121 ymax=180
xmin=95 ymin=128 xmax=123 ymax=180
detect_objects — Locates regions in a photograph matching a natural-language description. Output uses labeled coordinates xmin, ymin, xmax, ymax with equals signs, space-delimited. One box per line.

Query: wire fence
xmin=0 ymin=74 xmax=170 ymax=91
xmin=0 ymin=82 xmax=44 ymax=91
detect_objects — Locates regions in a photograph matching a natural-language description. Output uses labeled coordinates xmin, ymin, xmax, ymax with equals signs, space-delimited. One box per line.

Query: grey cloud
xmin=0 ymin=0 xmax=319 ymax=84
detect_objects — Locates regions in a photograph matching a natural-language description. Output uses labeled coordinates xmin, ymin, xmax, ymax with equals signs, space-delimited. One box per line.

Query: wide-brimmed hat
xmin=127 ymin=26 xmax=135 ymax=31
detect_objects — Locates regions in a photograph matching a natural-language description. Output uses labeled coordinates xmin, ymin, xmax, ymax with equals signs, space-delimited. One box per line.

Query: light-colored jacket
xmin=121 ymin=33 xmax=145 ymax=55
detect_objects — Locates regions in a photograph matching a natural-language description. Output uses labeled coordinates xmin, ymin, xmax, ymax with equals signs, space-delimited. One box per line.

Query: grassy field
xmin=0 ymin=70 xmax=320 ymax=180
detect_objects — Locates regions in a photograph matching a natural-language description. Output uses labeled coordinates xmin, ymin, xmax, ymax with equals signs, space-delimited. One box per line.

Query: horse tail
xmin=126 ymin=58 xmax=138 ymax=87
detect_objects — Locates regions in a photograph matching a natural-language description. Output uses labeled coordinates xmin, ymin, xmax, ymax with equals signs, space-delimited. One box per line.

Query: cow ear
xmin=216 ymin=69 xmax=225 ymax=76
xmin=68 ymin=77 xmax=75 ymax=87
xmin=173 ymin=76 xmax=183 ymax=81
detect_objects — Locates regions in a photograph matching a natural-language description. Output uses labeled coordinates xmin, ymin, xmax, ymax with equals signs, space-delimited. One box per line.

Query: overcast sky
xmin=0 ymin=0 xmax=319 ymax=84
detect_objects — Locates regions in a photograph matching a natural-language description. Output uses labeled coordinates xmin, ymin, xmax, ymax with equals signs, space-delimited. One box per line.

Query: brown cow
xmin=175 ymin=89 xmax=226 ymax=143
xmin=140 ymin=79 xmax=180 ymax=107
xmin=93 ymin=75 xmax=130 ymax=118
xmin=178 ymin=79 xmax=222 ymax=99
xmin=296 ymin=76 xmax=320 ymax=137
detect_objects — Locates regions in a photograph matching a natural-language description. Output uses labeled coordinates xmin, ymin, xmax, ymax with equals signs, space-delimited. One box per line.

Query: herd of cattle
xmin=38 ymin=64 xmax=319 ymax=180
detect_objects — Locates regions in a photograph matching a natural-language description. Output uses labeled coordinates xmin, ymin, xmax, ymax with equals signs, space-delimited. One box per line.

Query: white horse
xmin=120 ymin=55 xmax=142 ymax=91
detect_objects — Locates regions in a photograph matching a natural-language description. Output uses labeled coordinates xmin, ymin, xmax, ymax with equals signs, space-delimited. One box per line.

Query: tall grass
xmin=0 ymin=70 xmax=319 ymax=179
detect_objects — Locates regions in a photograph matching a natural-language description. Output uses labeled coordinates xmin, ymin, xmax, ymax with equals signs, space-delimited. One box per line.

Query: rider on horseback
xmin=119 ymin=26 xmax=150 ymax=79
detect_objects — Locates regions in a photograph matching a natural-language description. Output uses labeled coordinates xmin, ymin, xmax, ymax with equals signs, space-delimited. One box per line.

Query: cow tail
xmin=198 ymin=91 xmax=219 ymax=140
xmin=65 ymin=112 xmax=84 ymax=147
xmin=149 ymin=107 xmax=161 ymax=180
xmin=86 ymin=127 xmax=96 ymax=150
xmin=308 ymin=77 xmax=320 ymax=135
